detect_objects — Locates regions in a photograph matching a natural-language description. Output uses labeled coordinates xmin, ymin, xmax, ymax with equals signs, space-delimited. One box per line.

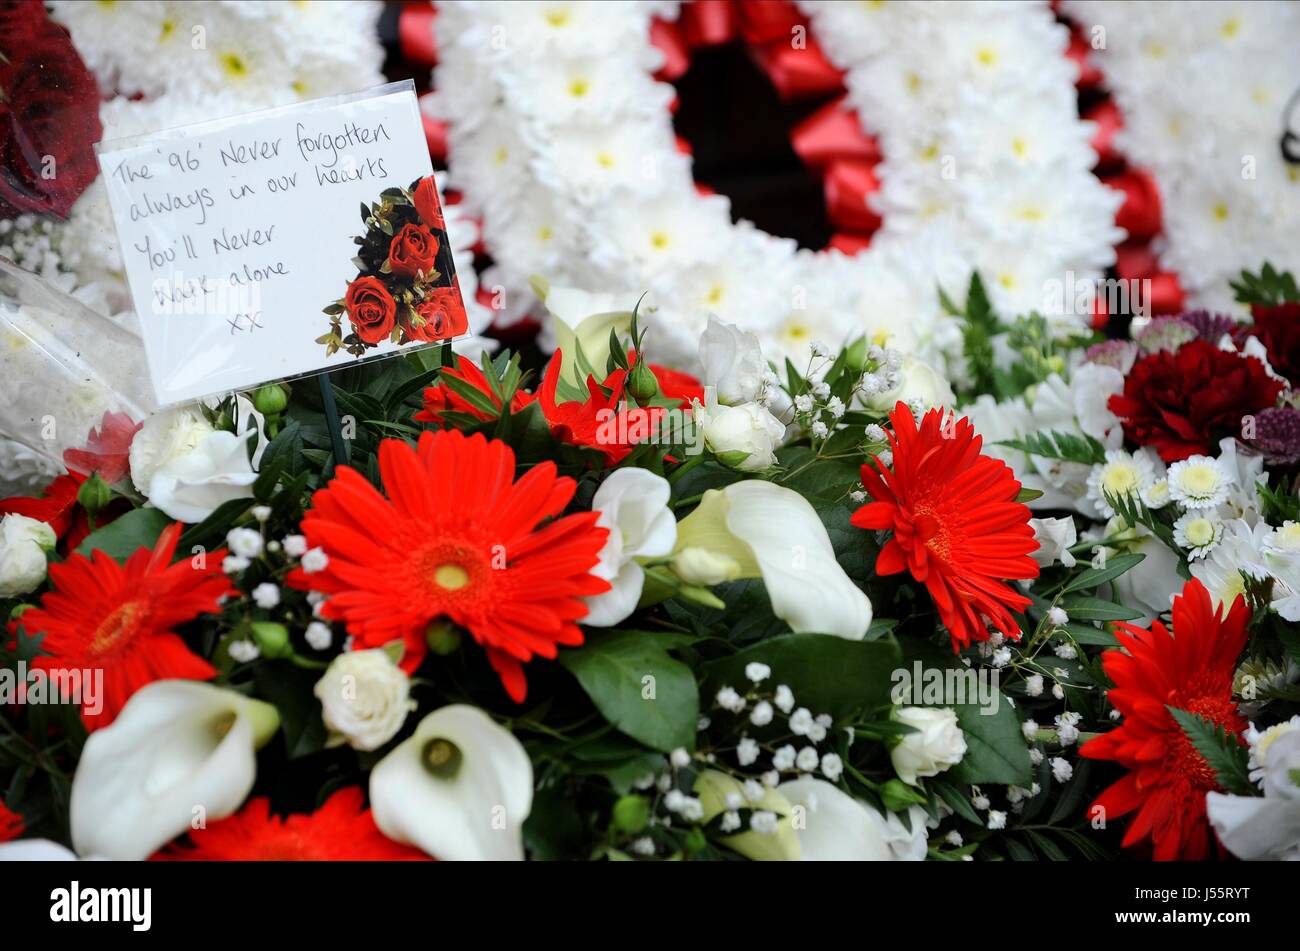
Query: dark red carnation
xmin=1108 ymin=340 xmax=1284 ymax=462
xmin=0 ymin=11 xmax=103 ymax=218
xmin=387 ymin=222 xmax=440 ymax=280
xmin=343 ymin=276 xmax=397 ymax=345
xmin=411 ymin=175 xmax=445 ymax=232
xmin=1242 ymin=302 xmax=1300 ymax=387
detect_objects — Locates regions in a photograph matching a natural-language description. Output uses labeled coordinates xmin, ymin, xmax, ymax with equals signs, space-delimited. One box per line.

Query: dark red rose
xmin=1108 ymin=339 xmax=1284 ymax=462
xmin=0 ymin=13 xmax=104 ymax=218
xmin=411 ymin=176 xmax=445 ymax=232
xmin=344 ymin=276 xmax=397 ymax=345
xmin=407 ymin=283 xmax=468 ymax=342
xmin=1242 ymin=302 xmax=1300 ymax=386
xmin=387 ymin=223 xmax=440 ymax=280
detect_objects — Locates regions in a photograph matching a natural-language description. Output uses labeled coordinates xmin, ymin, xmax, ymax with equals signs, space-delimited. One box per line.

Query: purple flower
xmin=1084 ymin=339 xmax=1138 ymax=373
xmin=1134 ymin=317 xmax=1197 ymax=353
xmin=1251 ymin=407 xmax=1300 ymax=465
xmin=1177 ymin=310 xmax=1238 ymax=344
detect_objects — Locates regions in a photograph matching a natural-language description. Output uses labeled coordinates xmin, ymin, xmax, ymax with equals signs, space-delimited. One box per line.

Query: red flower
xmin=650 ymin=363 xmax=704 ymax=407
xmin=414 ymin=355 xmax=535 ymax=426
xmin=1108 ymin=340 xmax=1284 ymax=462
xmin=1081 ymin=578 xmax=1249 ymax=860
xmin=411 ymin=175 xmax=445 ymax=232
xmin=63 ymin=411 xmax=142 ymax=485
xmin=154 ymin=788 xmax=429 ymax=861
xmin=387 ymin=222 xmax=440 ymax=280
xmin=0 ymin=471 xmax=84 ymax=539
xmin=1242 ymin=301 xmax=1300 ymax=387
xmin=407 ymin=283 xmax=468 ymax=343
xmin=289 ymin=429 xmax=609 ymax=703
xmin=537 ymin=353 xmax=684 ymax=466
xmin=0 ymin=10 xmax=102 ymax=217
xmin=16 ymin=523 xmax=232 ymax=730
xmin=851 ymin=402 xmax=1039 ymax=651
xmin=343 ymin=276 xmax=397 ymax=345
xmin=0 ymin=800 xmax=22 ymax=843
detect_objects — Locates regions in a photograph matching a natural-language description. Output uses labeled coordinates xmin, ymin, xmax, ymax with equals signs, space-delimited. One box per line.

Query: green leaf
xmin=1058 ymin=595 xmax=1144 ymax=622
xmin=999 ymin=430 xmax=1106 ymax=466
xmin=559 ymin=630 xmax=698 ymax=753
xmin=1230 ymin=262 xmax=1300 ymax=307
xmin=1063 ymin=552 xmax=1145 ymax=593
xmin=1015 ymin=487 xmax=1044 ymax=503
xmin=701 ymin=633 xmax=902 ymax=721
xmin=1167 ymin=706 xmax=1254 ymax=795
xmin=74 ymin=507 xmax=172 ymax=561
xmin=254 ymin=664 xmax=327 ymax=759
xmin=1063 ymin=622 xmax=1119 ymax=647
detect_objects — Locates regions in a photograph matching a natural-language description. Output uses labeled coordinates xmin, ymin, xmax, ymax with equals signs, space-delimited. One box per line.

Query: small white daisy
xmin=1173 ymin=510 xmax=1224 ymax=560
xmin=1140 ymin=478 xmax=1172 ymax=510
xmin=1167 ymin=455 xmax=1233 ymax=509
xmin=1086 ymin=450 xmax=1156 ymax=518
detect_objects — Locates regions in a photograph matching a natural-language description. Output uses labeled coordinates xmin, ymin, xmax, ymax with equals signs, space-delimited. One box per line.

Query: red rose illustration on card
xmin=320 ymin=175 xmax=466 ymax=356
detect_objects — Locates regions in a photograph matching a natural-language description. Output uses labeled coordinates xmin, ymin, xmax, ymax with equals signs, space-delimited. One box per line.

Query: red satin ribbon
xmin=399 ymin=2 xmax=439 ymax=68
xmin=824 ymin=160 xmax=882 ymax=234
xmin=750 ymin=37 xmax=843 ymax=102
xmin=1066 ymin=28 xmax=1104 ymax=89
xmin=682 ymin=0 xmax=738 ymax=47
xmin=792 ymin=97 xmax=880 ymax=170
xmin=828 ymin=232 xmax=873 ymax=255
xmin=1084 ymin=98 xmax=1123 ymax=173
xmin=1106 ymin=168 xmax=1163 ymax=242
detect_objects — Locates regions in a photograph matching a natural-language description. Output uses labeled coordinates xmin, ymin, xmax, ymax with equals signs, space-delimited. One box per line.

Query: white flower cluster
xmin=431 ymin=0 xmax=1121 ymax=373
xmin=1062 ymin=1 xmax=1300 ymax=313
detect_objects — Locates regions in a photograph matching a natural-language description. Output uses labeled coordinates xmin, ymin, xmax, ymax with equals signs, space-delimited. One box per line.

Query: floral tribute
xmin=319 ymin=176 xmax=468 ymax=356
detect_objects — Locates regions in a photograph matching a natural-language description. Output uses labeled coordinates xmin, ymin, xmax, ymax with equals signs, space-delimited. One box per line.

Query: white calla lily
xmin=0 ymin=839 xmax=79 ymax=860
xmin=674 ymin=480 xmax=873 ymax=639
xmin=70 ymin=681 xmax=279 ymax=860
xmin=533 ymin=277 xmax=640 ymax=389
xmin=584 ymin=468 xmax=677 ymax=627
xmin=779 ymin=778 xmax=927 ymax=861
xmin=369 ymin=704 xmax=533 ymax=861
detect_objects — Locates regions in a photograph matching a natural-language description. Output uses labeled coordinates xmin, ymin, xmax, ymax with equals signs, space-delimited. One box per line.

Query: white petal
xmin=370 ymin=705 xmax=533 ymax=860
xmin=723 ymin=481 xmax=873 ymax=639
xmin=582 ymin=561 xmax=645 ymax=627
xmin=70 ymin=681 xmax=277 ymax=860
xmin=1207 ymin=793 xmax=1300 ymax=861
xmin=778 ymin=778 xmax=894 ymax=860
xmin=592 ymin=468 xmax=676 ymax=559
xmin=0 ymin=839 xmax=79 ymax=861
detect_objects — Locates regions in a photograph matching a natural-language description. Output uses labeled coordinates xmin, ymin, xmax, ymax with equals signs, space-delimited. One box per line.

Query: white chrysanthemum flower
xmin=1140 ymin=478 xmax=1172 ymax=510
xmin=1265 ymin=521 xmax=1300 ymax=555
xmin=1167 ymin=455 xmax=1234 ymax=509
xmin=1086 ymin=450 xmax=1156 ymax=517
xmin=1173 ymin=511 xmax=1225 ymax=560
xmin=1190 ymin=519 xmax=1272 ymax=610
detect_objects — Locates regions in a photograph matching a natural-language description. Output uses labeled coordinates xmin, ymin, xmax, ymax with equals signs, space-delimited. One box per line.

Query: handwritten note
xmin=97 ymin=83 xmax=439 ymax=405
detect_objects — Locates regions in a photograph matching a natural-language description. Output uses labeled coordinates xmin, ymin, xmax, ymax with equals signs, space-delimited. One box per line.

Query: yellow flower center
xmin=434 ymin=564 xmax=471 ymax=590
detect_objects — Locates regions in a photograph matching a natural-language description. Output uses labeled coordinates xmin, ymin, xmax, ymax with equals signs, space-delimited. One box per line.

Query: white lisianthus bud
xmin=672 ymin=546 xmax=741 ymax=586
xmin=314 ymin=649 xmax=414 ymax=752
xmin=890 ymin=706 xmax=967 ymax=786
xmin=699 ymin=315 xmax=766 ymax=406
xmin=0 ymin=513 xmax=56 ymax=597
xmin=1028 ymin=517 xmax=1078 ymax=568
xmin=865 ymin=356 xmax=955 ymax=412
xmin=693 ymin=395 xmax=785 ymax=472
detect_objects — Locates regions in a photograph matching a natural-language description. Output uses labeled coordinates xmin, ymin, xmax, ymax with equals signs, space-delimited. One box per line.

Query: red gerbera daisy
xmin=0 ymin=801 xmax=23 ymax=843
xmin=1 ymin=471 xmax=84 ymax=539
xmin=289 ymin=429 xmax=609 ymax=702
xmin=16 ymin=522 xmax=232 ymax=730
xmin=851 ymin=402 xmax=1039 ymax=651
xmin=1080 ymin=578 xmax=1249 ymax=860
xmin=155 ymin=788 xmax=429 ymax=861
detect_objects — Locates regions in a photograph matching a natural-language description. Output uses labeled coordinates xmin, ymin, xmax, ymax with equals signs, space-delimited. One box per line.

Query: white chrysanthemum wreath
xmin=430 ymin=0 xmax=1123 ymax=371
xmin=1063 ymin=0 xmax=1300 ymax=314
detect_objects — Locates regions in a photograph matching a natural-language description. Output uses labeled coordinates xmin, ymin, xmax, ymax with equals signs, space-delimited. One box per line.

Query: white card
xmin=97 ymin=82 xmax=460 ymax=406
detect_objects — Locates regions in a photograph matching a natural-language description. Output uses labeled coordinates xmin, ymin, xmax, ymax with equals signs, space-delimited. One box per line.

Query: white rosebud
xmin=698 ymin=315 xmax=767 ymax=405
xmin=0 ymin=513 xmax=56 ymax=597
xmin=314 ymin=649 xmax=413 ymax=751
xmin=693 ymin=396 xmax=786 ymax=472
xmin=891 ymin=707 xmax=967 ymax=786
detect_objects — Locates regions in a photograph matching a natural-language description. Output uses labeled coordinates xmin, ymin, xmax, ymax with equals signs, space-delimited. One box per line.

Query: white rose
xmin=672 ymin=546 xmax=741 ymax=586
xmin=694 ymin=395 xmax=785 ymax=472
xmin=1028 ymin=516 xmax=1078 ymax=568
xmin=314 ymin=649 xmax=414 ymax=752
xmin=699 ymin=315 xmax=766 ymax=406
xmin=583 ymin=469 xmax=677 ymax=627
xmin=866 ymin=356 xmax=955 ymax=412
xmin=891 ymin=706 xmax=967 ymax=786
xmin=129 ymin=396 xmax=267 ymax=523
xmin=0 ymin=513 xmax=56 ymax=597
